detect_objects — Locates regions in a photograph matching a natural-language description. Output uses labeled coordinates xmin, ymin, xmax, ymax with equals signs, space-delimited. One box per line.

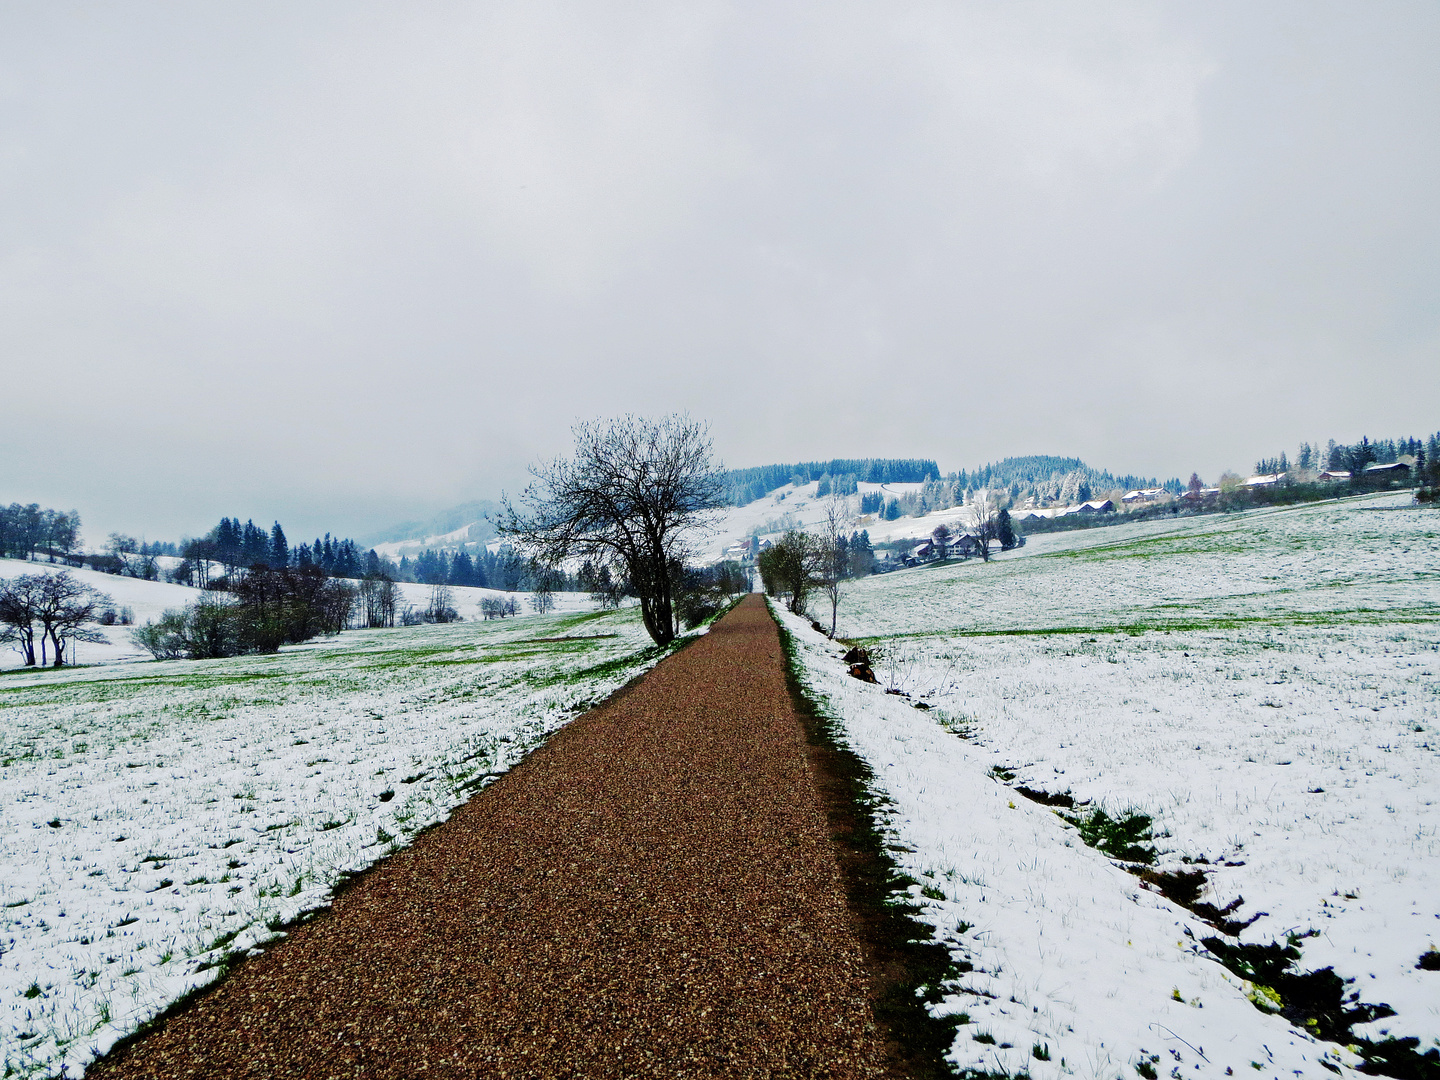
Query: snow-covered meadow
xmin=1 ymin=604 xmax=672 ymax=1078
xmin=0 ymin=557 xmax=594 ymax=670
xmin=777 ymin=493 xmax=1439 ymax=1079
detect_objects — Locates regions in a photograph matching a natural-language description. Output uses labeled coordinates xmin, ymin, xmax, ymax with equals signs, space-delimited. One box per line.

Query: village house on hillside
xmin=1122 ymin=489 xmax=1166 ymax=505
xmin=1065 ymin=499 xmax=1115 ymax=516
xmin=1243 ymin=473 xmax=1284 ymax=488
xmin=904 ymin=532 xmax=982 ymax=566
xmin=1364 ymin=461 xmax=1411 ymax=480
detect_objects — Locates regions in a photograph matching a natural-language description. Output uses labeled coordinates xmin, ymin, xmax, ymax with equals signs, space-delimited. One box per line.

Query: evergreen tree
xmin=214 ymin=518 xmax=242 ymax=573
xmin=269 ymin=522 xmax=289 ymax=568
xmin=997 ymin=508 xmax=1016 ymax=551
xmin=450 ymin=551 xmax=476 ymax=586
xmin=1349 ymin=437 xmax=1375 ymax=477
xmin=847 ymin=530 xmax=874 ymax=577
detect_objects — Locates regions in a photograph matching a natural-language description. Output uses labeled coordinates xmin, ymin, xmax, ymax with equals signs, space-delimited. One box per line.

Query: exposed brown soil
xmin=91 ymin=594 xmax=889 ymax=1079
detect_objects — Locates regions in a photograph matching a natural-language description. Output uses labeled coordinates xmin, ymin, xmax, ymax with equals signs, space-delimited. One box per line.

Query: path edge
xmin=768 ymin=597 xmax=966 ymax=1080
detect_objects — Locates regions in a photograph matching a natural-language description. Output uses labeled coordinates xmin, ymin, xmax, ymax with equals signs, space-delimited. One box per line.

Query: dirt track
xmin=90 ymin=594 xmax=887 ymax=1079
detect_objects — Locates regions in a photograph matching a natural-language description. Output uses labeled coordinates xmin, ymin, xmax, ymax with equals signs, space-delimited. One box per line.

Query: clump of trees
xmin=500 ymin=414 xmax=728 ymax=646
xmin=758 ymin=530 xmax=825 ymax=618
xmin=131 ymin=565 xmax=356 ymax=660
xmin=425 ymin=583 xmax=461 ymax=623
xmin=0 ymin=504 xmax=83 ymax=563
xmin=479 ymin=596 xmax=523 ymax=619
xmin=577 ymin=560 xmax=627 ymax=609
xmin=357 ymin=576 xmax=403 ymax=628
xmin=0 ymin=571 xmax=113 ymax=667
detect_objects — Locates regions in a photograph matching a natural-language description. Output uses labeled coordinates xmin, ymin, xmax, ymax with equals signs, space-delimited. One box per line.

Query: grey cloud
xmin=2 ymin=1 xmax=1436 ymax=541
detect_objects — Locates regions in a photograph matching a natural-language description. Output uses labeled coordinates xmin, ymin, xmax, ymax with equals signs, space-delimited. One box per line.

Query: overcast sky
xmin=4 ymin=2 xmax=1437 ymax=543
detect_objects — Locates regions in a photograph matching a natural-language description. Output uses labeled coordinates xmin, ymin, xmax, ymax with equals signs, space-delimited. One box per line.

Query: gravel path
xmin=91 ymin=595 xmax=889 ymax=1079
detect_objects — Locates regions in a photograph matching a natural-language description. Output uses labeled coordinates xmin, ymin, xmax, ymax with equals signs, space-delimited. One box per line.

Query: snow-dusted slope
xmin=777 ymin=493 xmax=1439 ymax=1078
xmin=699 ymin=480 xmax=936 ymax=558
xmin=1 ymin=606 xmax=673 ymax=1078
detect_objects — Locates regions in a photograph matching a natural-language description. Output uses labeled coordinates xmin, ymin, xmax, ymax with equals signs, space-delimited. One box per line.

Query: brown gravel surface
xmin=91 ymin=594 xmax=889 ymax=1079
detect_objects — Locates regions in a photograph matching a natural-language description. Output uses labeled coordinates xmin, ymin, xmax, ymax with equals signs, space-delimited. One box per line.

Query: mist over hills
xmin=363 ymin=455 xmax=1171 ymax=550
xmin=358 ymin=501 xmax=500 ymax=549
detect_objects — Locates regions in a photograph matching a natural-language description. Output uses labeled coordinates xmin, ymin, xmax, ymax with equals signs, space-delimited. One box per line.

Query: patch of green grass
xmin=1062 ymin=806 xmax=1158 ymax=864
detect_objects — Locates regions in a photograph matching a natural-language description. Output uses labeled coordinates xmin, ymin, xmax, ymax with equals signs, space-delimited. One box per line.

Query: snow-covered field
xmin=0 ymin=557 xmax=584 ymax=670
xmin=776 ymin=493 xmax=1439 ymax=1079
xmin=0 ymin=604 xmax=675 ymax=1078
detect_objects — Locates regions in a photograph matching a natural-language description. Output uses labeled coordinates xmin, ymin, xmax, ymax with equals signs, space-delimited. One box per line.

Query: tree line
xmin=1254 ymin=432 xmax=1439 ymax=478
xmin=166 ymin=518 xmax=388 ymax=586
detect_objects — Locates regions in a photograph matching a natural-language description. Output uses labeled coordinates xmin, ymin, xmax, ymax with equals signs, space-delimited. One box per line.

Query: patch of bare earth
xmin=90 ymin=595 xmax=888 ymax=1079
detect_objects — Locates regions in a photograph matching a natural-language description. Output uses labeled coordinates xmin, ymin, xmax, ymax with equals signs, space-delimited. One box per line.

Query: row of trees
xmin=0 ymin=504 xmax=83 ymax=562
xmin=0 ymin=572 xmax=112 ymax=667
xmin=177 ymin=519 xmax=384 ymax=583
xmin=723 ymin=458 xmax=940 ymax=505
xmin=403 ymin=545 xmax=534 ymax=590
xmin=1255 ymin=432 xmax=1438 ymax=478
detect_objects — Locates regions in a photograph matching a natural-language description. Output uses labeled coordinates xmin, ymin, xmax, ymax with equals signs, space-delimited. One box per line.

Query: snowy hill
xmin=361 ymin=500 xmax=500 ymax=561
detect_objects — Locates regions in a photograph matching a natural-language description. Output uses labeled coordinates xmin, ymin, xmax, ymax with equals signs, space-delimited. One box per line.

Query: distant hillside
xmin=724 ymin=458 xmax=940 ymax=505
xmin=366 ymin=453 xmax=1171 ymax=545
xmin=952 ymin=456 xmax=1176 ymax=497
xmin=360 ymin=500 xmax=499 ymax=548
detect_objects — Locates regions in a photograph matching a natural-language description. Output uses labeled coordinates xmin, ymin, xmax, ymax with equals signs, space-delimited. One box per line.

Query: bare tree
xmin=34 ymin=572 xmax=112 ymax=666
xmin=817 ymin=493 xmax=854 ymax=637
xmin=0 ymin=574 xmax=45 ymax=665
xmin=499 ymin=415 xmax=726 ymax=646
xmin=971 ymin=492 xmax=1006 ymax=562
